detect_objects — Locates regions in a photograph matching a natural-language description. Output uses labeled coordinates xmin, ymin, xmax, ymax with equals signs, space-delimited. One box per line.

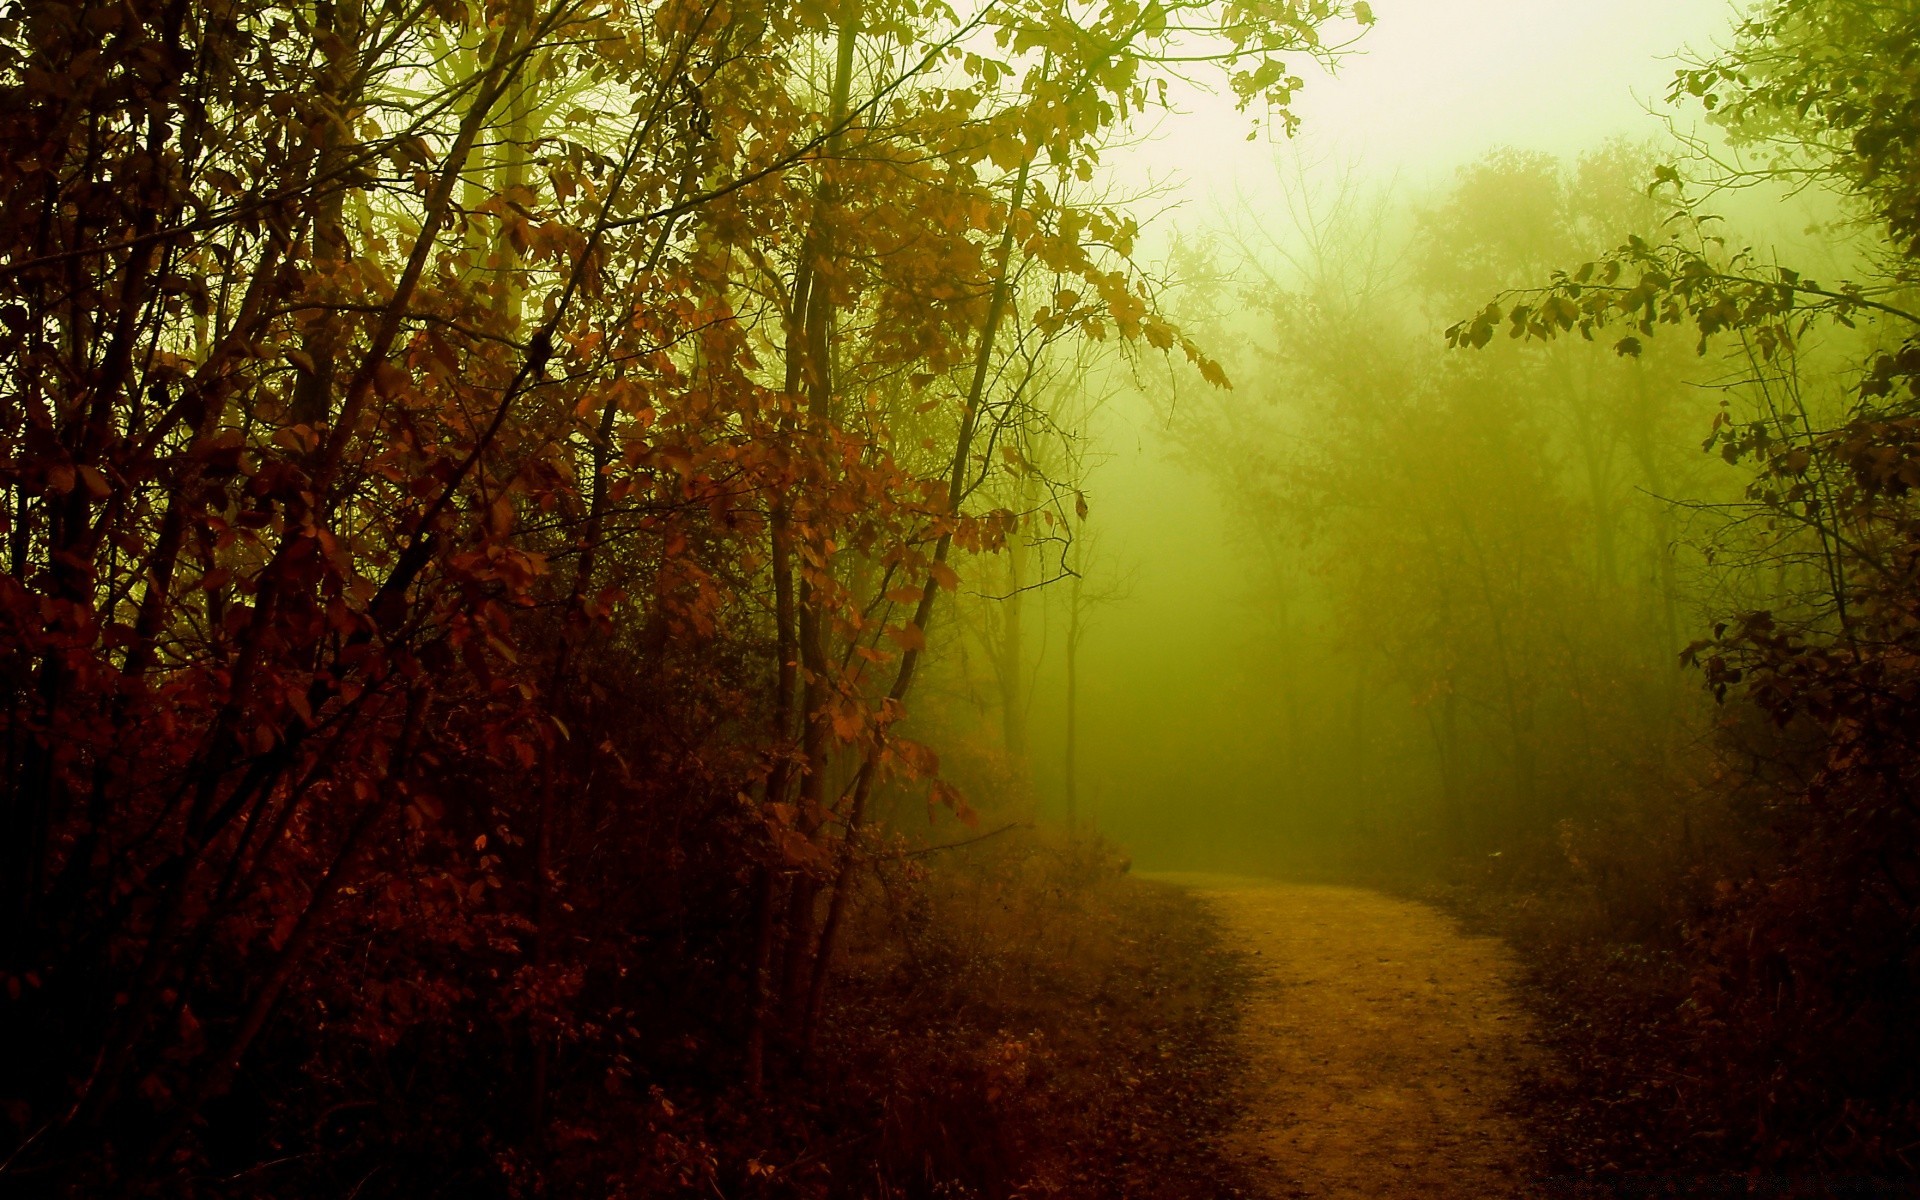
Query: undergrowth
xmin=604 ymin=830 xmax=1256 ymax=1200
xmin=1433 ymin=758 xmax=1920 ymax=1192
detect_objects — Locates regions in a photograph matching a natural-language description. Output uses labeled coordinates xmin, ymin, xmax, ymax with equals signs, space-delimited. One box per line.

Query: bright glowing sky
xmin=1116 ymin=0 xmax=1742 ymax=213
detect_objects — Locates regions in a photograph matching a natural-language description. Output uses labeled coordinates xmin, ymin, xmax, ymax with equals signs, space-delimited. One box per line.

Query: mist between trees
xmin=1077 ymin=141 xmax=1824 ymax=875
xmin=1069 ymin=0 xmax=1918 ymax=1164
xmin=2 ymin=0 xmax=1918 ymax=1191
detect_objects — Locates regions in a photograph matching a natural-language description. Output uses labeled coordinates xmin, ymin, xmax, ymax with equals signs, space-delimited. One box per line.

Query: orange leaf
xmin=884 ymin=623 xmax=926 ymax=652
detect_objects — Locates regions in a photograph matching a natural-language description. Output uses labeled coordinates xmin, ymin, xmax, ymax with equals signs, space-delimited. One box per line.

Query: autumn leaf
xmin=884 ymin=622 xmax=926 ymax=652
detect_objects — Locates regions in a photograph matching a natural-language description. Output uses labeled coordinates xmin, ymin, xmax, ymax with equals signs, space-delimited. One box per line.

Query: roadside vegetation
xmin=0 ymin=0 xmax=1331 ymax=1191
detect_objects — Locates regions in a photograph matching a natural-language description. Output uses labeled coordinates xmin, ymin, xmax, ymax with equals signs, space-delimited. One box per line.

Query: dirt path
xmin=1153 ymin=875 xmax=1546 ymax=1199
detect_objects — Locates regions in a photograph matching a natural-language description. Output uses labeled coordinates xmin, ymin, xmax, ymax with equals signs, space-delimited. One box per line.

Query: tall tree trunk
xmin=1064 ymin=564 xmax=1082 ymax=833
xmin=997 ymin=470 xmax=1034 ymax=762
xmin=494 ymin=0 xmax=537 ymax=329
xmin=999 ymin=524 xmax=1028 ymax=760
xmin=801 ymin=147 xmax=1037 ymax=1051
xmin=776 ymin=0 xmax=860 ymax=1022
xmin=290 ymin=0 xmax=364 ymax=428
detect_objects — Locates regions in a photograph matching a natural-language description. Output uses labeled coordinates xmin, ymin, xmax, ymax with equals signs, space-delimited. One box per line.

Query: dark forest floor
xmin=905 ymin=873 xmax=1262 ymax=1200
xmin=1015 ymin=877 xmax=1262 ymax=1200
xmin=1431 ymin=879 xmax=1920 ymax=1199
xmin=753 ymin=855 xmax=1263 ymax=1199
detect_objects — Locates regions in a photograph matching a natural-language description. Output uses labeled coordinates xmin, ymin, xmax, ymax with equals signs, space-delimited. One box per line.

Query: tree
xmin=0 ymin=0 xmax=1369 ymax=1188
xmin=1455 ymin=0 xmax=1920 ymax=1164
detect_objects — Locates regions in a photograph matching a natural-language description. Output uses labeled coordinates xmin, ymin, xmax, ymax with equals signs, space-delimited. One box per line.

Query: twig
xmin=894 ymin=822 xmax=1031 ymax=859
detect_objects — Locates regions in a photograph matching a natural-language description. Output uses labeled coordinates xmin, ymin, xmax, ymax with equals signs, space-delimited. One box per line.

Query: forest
xmin=0 ymin=0 xmax=1917 ymax=1195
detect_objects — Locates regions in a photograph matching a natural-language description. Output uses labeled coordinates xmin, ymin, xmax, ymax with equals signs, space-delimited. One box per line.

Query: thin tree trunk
xmin=289 ymin=0 xmax=363 ymax=428
xmin=800 ymin=146 xmax=1037 ymax=1053
xmin=1064 ymin=567 xmax=1082 ymax=833
xmin=742 ymin=866 xmax=783 ymax=1091
xmin=778 ymin=1 xmax=860 ymax=1018
xmin=998 ymin=470 xmax=1033 ymax=761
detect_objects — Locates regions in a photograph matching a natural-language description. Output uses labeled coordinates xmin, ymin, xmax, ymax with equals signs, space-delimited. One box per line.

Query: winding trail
xmin=1155 ymin=875 xmax=1546 ymax=1199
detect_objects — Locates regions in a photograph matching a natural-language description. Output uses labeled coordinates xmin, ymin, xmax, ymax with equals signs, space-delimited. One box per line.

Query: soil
xmin=1151 ymin=875 xmax=1548 ymax=1199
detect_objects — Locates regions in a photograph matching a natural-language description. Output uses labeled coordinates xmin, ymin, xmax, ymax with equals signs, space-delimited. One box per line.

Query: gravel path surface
xmin=1152 ymin=875 xmax=1547 ymax=1199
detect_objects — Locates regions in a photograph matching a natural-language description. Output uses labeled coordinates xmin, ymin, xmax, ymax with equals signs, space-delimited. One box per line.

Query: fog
xmin=14 ymin=0 xmax=1920 ymax=1184
xmin=930 ymin=0 xmax=1829 ymax=873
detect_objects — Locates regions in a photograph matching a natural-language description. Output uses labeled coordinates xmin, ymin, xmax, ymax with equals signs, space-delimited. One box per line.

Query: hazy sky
xmin=1121 ymin=0 xmax=1740 ymax=208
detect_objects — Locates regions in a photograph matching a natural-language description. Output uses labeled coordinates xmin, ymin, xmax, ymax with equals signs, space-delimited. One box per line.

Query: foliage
xmin=0 ymin=0 xmax=1367 ymax=1191
xmin=1446 ymin=0 xmax=1920 ymax=1172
